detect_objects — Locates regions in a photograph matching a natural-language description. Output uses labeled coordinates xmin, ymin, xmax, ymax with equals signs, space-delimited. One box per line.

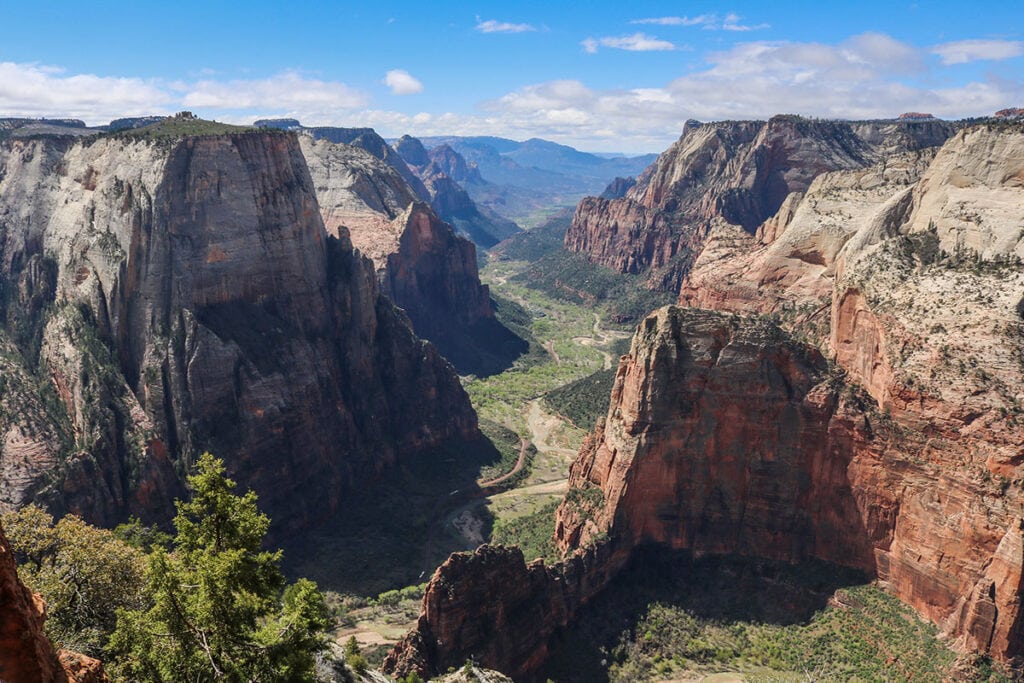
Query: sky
xmin=1 ymin=1 xmax=1022 ymax=153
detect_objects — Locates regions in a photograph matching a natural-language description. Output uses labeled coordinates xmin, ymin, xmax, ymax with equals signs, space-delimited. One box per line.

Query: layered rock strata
xmin=300 ymin=135 xmax=525 ymax=375
xmin=394 ymin=135 xmax=520 ymax=247
xmin=566 ymin=116 xmax=957 ymax=288
xmin=0 ymin=128 xmax=478 ymax=531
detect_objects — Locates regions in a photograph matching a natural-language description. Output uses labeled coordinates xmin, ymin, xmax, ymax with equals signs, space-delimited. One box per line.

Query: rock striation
xmin=566 ymin=116 xmax=957 ymax=289
xmin=0 ymin=126 xmax=479 ymax=533
xmin=388 ymin=123 xmax=1024 ymax=677
xmin=300 ymin=136 xmax=526 ymax=376
xmin=0 ymin=521 xmax=107 ymax=682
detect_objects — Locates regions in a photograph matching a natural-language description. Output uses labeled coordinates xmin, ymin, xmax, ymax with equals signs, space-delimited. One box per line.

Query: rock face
xmin=0 ymin=521 xmax=107 ymax=682
xmin=0 ymin=128 xmax=479 ymax=532
xmin=393 ymin=135 xmax=520 ymax=248
xmin=565 ymin=116 xmax=957 ymax=289
xmin=300 ymin=136 xmax=526 ymax=376
xmin=383 ymin=543 xmax=626 ymax=680
xmin=390 ymin=126 xmax=1024 ymax=675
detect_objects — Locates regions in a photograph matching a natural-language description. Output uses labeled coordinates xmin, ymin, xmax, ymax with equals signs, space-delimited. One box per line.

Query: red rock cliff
xmin=566 ymin=116 xmax=956 ymax=289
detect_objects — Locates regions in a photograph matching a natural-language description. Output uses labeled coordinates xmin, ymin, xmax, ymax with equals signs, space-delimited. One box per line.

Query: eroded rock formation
xmin=389 ymin=122 xmax=1024 ymax=678
xmin=0 ymin=128 xmax=478 ymax=532
xmin=566 ymin=116 xmax=957 ymax=289
xmin=300 ymin=135 xmax=526 ymax=375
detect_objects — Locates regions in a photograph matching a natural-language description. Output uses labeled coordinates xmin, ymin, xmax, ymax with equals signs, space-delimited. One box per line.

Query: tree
xmin=1 ymin=505 xmax=147 ymax=657
xmin=108 ymin=453 xmax=331 ymax=682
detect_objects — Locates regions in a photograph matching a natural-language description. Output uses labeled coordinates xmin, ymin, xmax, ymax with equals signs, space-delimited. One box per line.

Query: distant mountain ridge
xmin=413 ymin=135 xmax=657 ymax=226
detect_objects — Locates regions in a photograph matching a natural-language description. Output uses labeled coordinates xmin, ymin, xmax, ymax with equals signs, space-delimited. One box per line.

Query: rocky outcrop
xmin=0 ymin=521 xmax=107 ymax=682
xmin=598 ymin=176 xmax=635 ymax=200
xmin=429 ymin=144 xmax=484 ymax=185
xmin=381 ymin=203 xmax=526 ymax=376
xmin=299 ymin=135 xmax=417 ymax=254
xmin=383 ymin=543 xmax=626 ymax=681
xmin=0 ymin=128 xmax=479 ymax=533
xmin=555 ymin=306 xmax=1024 ymax=662
xmin=566 ymin=116 xmax=957 ymax=289
xmin=300 ymin=135 xmax=525 ymax=375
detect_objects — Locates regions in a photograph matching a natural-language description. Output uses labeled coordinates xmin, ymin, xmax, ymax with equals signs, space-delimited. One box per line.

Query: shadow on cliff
xmin=538 ymin=547 xmax=870 ymax=683
xmin=279 ymin=434 xmax=501 ymax=596
xmin=432 ymin=315 xmax=529 ymax=378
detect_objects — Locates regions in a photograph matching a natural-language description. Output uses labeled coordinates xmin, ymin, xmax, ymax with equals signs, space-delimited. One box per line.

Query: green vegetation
xmin=490 ymin=212 xmax=675 ymax=325
xmin=540 ymin=550 xmax=1008 ymax=683
xmin=491 ymin=500 xmax=561 ymax=564
xmin=111 ymin=112 xmax=261 ymax=141
xmin=543 ymin=367 xmax=616 ymax=429
xmin=478 ymin=418 xmax=536 ymax=488
xmin=108 ymin=453 xmax=331 ymax=682
xmin=2 ymin=505 xmax=148 ymax=657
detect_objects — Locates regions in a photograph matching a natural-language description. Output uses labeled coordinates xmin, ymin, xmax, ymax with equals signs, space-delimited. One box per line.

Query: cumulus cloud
xmin=182 ymin=71 xmax=367 ymax=110
xmin=475 ymin=18 xmax=536 ymax=33
xmin=384 ymin=69 xmax=423 ymax=95
xmin=931 ymin=39 xmax=1024 ymax=65
xmin=0 ymin=61 xmax=172 ymax=123
xmin=582 ymin=33 xmax=677 ymax=53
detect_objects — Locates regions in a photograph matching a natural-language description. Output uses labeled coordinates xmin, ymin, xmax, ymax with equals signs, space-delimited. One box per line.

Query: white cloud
xmin=931 ymin=39 xmax=1024 ymax=65
xmin=183 ymin=71 xmax=367 ymax=110
xmin=0 ymin=61 xmax=172 ymax=123
xmin=721 ymin=12 xmax=770 ymax=31
xmin=582 ymin=33 xmax=677 ymax=53
xmin=631 ymin=15 xmax=714 ymax=26
xmin=475 ymin=18 xmax=536 ymax=34
xmin=630 ymin=13 xmax=767 ymax=31
xmin=384 ymin=69 xmax=423 ymax=95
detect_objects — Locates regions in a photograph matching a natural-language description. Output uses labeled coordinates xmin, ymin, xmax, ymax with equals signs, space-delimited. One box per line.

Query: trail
xmin=572 ymin=313 xmax=629 ymax=370
xmin=478 ymin=437 xmax=530 ymax=487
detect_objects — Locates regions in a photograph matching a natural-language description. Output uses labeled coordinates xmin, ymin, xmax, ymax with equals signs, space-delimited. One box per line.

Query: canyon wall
xmin=566 ymin=116 xmax=957 ymax=289
xmin=301 ymin=135 xmax=526 ymax=375
xmin=0 ymin=128 xmax=478 ymax=532
xmin=388 ymin=122 xmax=1024 ymax=678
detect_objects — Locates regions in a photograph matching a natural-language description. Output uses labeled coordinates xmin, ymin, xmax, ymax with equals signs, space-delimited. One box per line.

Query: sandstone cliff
xmin=300 ymin=136 xmax=526 ymax=376
xmin=0 ymin=125 xmax=479 ymax=532
xmin=566 ymin=116 xmax=957 ymax=289
xmin=0 ymin=521 xmax=107 ymax=682
xmin=390 ymin=123 xmax=1024 ymax=671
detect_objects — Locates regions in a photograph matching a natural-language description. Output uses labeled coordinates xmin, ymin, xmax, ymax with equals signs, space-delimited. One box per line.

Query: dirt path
xmin=478 ymin=437 xmax=530 ymax=487
xmin=543 ymin=340 xmax=562 ymax=366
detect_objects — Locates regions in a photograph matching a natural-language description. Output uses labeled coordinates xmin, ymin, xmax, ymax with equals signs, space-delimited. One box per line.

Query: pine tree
xmin=108 ymin=453 xmax=331 ymax=682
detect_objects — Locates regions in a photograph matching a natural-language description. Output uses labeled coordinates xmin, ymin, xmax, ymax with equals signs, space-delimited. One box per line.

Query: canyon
xmin=0 ymin=121 xmax=480 ymax=534
xmin=386 ymin=119 xmax=1024 ymax=679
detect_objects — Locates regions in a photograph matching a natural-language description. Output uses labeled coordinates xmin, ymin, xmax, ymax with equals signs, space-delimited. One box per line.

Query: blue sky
xmin=2 ymin=1 xmax=1022 ymax=152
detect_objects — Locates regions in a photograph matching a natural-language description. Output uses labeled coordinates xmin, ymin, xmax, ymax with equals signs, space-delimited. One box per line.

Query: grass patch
xmin=490 ymin=500 xmax=560 ymax=564
xmin=540 ymin=549 xmax=1003 ymax=683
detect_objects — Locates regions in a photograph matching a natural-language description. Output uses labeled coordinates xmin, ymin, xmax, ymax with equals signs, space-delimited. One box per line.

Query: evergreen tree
xmin=108 ymin=453 xmax=331 ymax=682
